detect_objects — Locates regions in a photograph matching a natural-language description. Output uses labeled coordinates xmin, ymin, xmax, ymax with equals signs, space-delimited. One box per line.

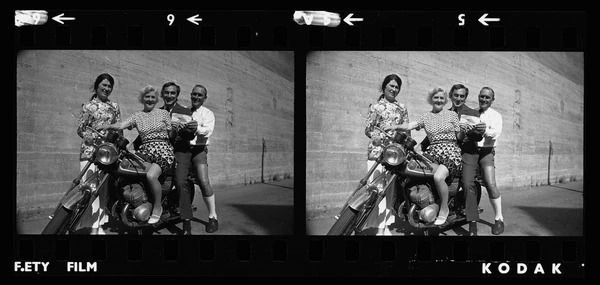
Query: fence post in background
xmin=262 ymin=138 xmax=266 ymax=183
xmin=548 ymin=140 xmax=553 ymax=185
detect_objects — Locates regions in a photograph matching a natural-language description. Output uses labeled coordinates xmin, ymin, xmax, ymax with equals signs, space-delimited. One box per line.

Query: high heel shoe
xmin=148 ymin=206 xmax=163 ymax=224
xmin=434 ymin=209 xmax=449 ymax=226
xmin=433 ymin=215 xmax=448 ymax=226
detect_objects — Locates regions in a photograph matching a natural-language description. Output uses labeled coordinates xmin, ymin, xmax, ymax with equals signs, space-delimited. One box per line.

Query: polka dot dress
xmin=417 ymin=109 xmax=462 ymax=178
xmin=125 ymin=109 xmax=175 ymax=173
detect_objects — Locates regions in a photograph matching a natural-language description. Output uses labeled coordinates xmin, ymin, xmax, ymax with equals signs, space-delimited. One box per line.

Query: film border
xmin=13 ymin=9 xmax=586 ymax=277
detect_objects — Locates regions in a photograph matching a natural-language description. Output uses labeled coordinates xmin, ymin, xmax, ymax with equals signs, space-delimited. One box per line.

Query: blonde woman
xmin=386 ymin=87 xmax=463 ymax=225
xmin=97 ymin=85 xmax=175 ymax=224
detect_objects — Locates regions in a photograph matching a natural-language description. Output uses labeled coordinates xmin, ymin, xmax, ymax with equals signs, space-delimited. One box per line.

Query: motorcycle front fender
xmin=60 ymin=185 xmax=91 ymax=211
xmin=60 ymin=170 xmax=107 ymax=210
xmin=347 ymin=189 xmax=376 ymax=212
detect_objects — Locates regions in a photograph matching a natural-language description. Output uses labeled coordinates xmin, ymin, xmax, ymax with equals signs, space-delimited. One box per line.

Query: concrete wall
xmin=16 ymin=50 xmax=294 ymax=217
xmin=306 ymin=51 xmax=583 ymax=217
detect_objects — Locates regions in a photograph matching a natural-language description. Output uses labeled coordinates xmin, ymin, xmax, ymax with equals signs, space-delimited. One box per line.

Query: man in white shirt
xmin=189 ymin=84 xmax=218 ymax=233
xmin=477 ymin=87 xmax=504 ymax=235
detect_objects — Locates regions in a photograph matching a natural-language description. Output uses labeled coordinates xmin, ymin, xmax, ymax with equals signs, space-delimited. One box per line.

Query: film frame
xmin=12 ymin=9 xmax=586 ymax=278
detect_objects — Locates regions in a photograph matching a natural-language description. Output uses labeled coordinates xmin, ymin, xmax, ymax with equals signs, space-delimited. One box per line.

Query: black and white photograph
xmin=306 ymin=51 xmax=583 ymax=236
xmin=16 ymin=50 xmax=295 ymax=235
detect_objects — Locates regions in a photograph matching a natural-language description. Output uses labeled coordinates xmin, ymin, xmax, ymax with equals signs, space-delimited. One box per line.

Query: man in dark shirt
xmin=160 ymin=82 xmax=198 ymax=235
xmin=448 ymin=84 xmax=485 ymax=236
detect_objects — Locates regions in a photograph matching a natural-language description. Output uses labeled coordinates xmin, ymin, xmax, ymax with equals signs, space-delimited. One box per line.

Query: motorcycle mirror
xmin=106 ymin=131 xmax=118 ymax=142
xmin=404 ymin=137 xmax=417 ymax=150
xmin=117 ymin=137 xmax=129 ymax=149
xmin=393 ymin=132 xmax=408 ymax=143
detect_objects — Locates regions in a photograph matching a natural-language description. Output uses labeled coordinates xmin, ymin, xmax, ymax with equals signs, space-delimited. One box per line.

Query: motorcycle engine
xmin=409 ymin=184 xmax=435 ymax=209
xmin=409 ymin=184 xmax=440 ymax=223
xmin=122 ymin=182 xmax=148 ymax=207
xmin=122 ymin=183 xmax=151 ymax=222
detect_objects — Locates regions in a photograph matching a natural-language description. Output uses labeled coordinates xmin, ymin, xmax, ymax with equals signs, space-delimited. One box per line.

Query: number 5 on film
xmin=458 ymin=14 xmax=465 ymax=26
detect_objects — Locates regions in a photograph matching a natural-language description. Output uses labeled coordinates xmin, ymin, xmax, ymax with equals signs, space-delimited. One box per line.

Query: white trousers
xmin=363 ymin=160 xmax=395 ymax=234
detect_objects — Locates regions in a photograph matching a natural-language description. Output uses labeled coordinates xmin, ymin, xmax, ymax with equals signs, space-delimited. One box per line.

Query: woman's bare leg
xmin=146 ymin=163 xmax=163 ymax=217
xmin=433 ymin=165 xmax=450 ymax=225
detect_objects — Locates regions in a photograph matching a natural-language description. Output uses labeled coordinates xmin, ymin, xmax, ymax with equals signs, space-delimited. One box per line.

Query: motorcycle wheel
xmin=41 ymin=207 xmax=72 ymax=234
xmin=327 ymin=207 xmax=359 ymax=236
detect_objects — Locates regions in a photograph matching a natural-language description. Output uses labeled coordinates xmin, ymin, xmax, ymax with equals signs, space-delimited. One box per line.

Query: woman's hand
xmin=83 ymin=136 xmax=95 ymax=146
xmin=371 ymin=136 xmax=382 ymax=146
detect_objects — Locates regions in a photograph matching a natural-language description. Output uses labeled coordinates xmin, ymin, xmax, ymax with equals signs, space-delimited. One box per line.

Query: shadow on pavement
xmin=389 ymin=218 xmax=471 ymax=236
xmin=514 ymin=206 xmax=583 ymax=236
xmin=548 ymin=185 xmax=584 ymax=194
xmin=229 ymin=204 xmax=293 ymax=235
xmin=262 ymin=182 xmax=294 ymax=190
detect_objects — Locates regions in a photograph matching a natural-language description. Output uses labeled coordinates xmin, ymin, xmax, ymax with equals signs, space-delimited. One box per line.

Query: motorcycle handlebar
xmin=86 ymin=126 xmax=106 ymax=139
xmin=374 ymin=126 xmax=394 ymax=138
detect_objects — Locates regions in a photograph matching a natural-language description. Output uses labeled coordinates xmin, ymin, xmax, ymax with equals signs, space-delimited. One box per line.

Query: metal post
xmin=548 ymin=140 xmax=552 ymax=185
xmin=261 ymin=138 xmax=265 ymax=183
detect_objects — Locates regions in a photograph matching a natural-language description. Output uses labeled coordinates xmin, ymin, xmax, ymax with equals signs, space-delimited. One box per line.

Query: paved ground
xmin=307 ymin=180 xmax=584 ymax=236
xmin=16 ymin=179 xmax=294 ymax=235
xmin=15 ymin=179 xmax=584 ymax=236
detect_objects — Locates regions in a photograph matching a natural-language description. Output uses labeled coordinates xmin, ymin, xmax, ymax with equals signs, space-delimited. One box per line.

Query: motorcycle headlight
xmin=383 ymin=143 xmax=406 ymax=166
xmin=96 ymin=143 xmax=118 ymax=165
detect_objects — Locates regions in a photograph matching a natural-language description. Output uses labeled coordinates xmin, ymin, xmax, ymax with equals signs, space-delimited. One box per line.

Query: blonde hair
xmin=138 ymin=85 xmax=158 ymax=104
xmin=427 ymin=87 xmax=448 ymax=105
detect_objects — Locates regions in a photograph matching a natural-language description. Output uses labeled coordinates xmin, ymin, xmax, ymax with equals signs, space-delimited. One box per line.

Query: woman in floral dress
xmin=363 ymin=74 xmax=411 ymax=235
xmin=386 ymin=87 xmax=463 ymax=226
xmin=98 ymin=85 xmax=174 ymax=224
xmin=77 ymin=73 xmax=121 ymax=234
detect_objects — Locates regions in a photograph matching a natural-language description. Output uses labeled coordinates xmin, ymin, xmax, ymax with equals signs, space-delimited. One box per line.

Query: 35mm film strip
xmin=14 ymin=10 xmax=585 ymax=50
xmin=13 ymin=10 xmax=586 ymax=277
xmin=13 ymin=236 xmax=584 ymax=276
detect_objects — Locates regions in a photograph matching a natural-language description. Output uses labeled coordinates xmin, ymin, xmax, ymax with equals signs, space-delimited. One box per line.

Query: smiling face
xmin=161 ymin=85 xmax=179 ymax=108
xmin=431 ymin=91 xmax=447 ymax=112
xmin=95 ymin=79 xmax=113 ymax=102
xmin=478 ymin=88 xmax=495 ymax=111
xmin=451 ymin=88 xmax=467 ymax=109
xmin=142 ymin=91 xmax=158 ymax=112
xmin=383 ymin=79 xmax=400 ymax=102
xmin=191 ymin=86 xmax=207 ymax=109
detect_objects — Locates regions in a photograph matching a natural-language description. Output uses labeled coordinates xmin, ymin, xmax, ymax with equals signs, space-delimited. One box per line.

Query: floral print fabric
xmin=364 ymin=97 xmax=410 ymax=160
xmin=77 ymin=97 xmax=121 ymax=160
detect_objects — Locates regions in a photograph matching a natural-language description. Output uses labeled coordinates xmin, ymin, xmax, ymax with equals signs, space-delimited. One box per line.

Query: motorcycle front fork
xmin=352 ymin=194 xmax=383 ymax=235
xmin=49 ymin=160 xmax=95 ymax=219
xmin=52 ymin=169 xmax=110 ymax=233
xmin=335 ymin=157 xmax=383 ymax=219
xmin=352 ymin=173 xmax=398 ymax=234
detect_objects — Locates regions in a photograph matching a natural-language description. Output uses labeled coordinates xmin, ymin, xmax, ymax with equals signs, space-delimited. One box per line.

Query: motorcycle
xmin=327 ymin=129 xmax=482 ymax=236
xmin=42 ymin=127 xmax=195 ymax=235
